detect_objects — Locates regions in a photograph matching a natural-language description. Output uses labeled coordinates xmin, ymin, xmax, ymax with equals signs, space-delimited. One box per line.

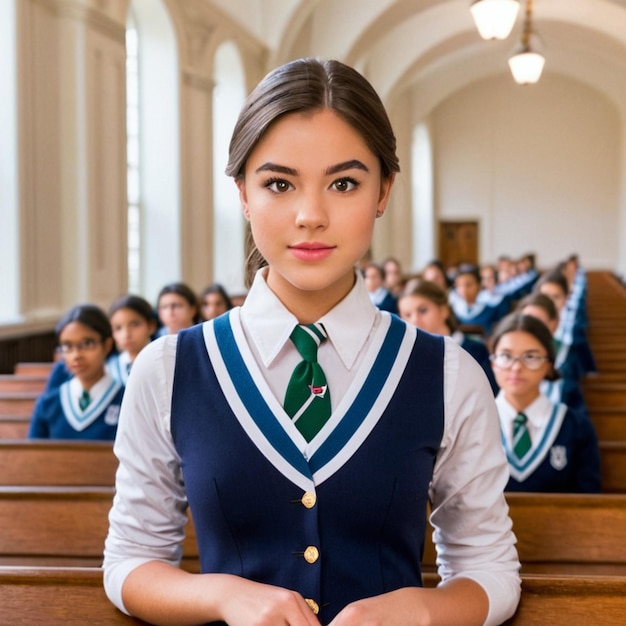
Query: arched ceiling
xmin=205 ymin=0 xmax=626 ymax=116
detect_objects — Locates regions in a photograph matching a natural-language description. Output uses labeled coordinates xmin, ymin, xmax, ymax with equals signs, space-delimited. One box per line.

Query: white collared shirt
xmin=104 ymin=269 xmax=520 ymax=625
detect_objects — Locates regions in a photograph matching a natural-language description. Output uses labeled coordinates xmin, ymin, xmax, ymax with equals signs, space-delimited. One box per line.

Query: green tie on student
xmin=79 ymin=389 xmax=91 ymax=411
xmin=283 ymin=323 xmax=331 ymax=441
xmin=513 ymin=412 xmax=532 ymax=460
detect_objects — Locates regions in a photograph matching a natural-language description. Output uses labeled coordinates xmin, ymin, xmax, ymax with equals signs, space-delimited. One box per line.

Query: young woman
xmin=29 ymin=304 xmax=124 ymax=440
xmin=199 ymin=283 xmax=234 ymax=321
xmin=490 ymin=313 xmax=601 ymax=493
xmin=398 ymin=280 xmax=498 ymax=394
xmin=156 ymin=282 xmax=201 ymax=335
xmin=104 ymin=58 xmax=520 ymax=626
xmin=107 ymin=294 xmax=158 ymax=384
xmin=363 ymin=261 xmax=398 ymax=314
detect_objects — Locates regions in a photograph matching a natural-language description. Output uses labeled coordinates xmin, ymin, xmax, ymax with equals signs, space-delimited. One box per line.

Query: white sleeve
xmin=103 ymin=335 xmax=188 ymax=614
xmin=430 ymin=338 xmax=521 ymax=626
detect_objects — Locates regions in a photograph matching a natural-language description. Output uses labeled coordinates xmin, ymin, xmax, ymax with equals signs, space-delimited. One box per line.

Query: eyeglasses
xmin=490 ymin=352 xmax=550 ymax=370
xmin=57 ymin=338 xmax=102 ymax=355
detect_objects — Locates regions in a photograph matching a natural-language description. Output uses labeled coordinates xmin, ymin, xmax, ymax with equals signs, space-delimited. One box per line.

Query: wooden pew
xmin=503 ymin=574 xmax=626 ymax=625
xmin=0 ymin=374 xmax=48 ymax=393
xmin=14 ymin=361 xmax=55 ymax=377
xmin=0 ymin=391 xmax=38 ymax=416
xmin=0 ymin=486 xmax=199 ymax=571
xmin=583 ymin=382 xmax=626 ymax=409
xmin=600 ymin=441 xmax=626 ymax=493
xmin=0 ymin=414 xmax=30 ymax=439
xmin=423 ymin=492 xmax=626 ymax=575
xmin=0 ymin=440 xmax=118 ymax=486
xmin=1 ymin=567 xmax=625 ymax=625
xmin=591 ymin=408 xmax=626 ymax=441
xmin=0 ymin=566 xmax=148 ymax=624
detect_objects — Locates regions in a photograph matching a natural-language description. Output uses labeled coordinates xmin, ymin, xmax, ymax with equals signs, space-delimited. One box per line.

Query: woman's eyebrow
xmin=325 ymin=159 xmax=369 ymax=175
xmin=255 ymin=162 xmax=298 ymax=175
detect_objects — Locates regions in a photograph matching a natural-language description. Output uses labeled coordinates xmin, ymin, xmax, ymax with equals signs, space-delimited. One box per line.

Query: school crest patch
xmin=104 ymin=405 xmax=120 ymax=426
xmin=550 ymin=445 xmax=567 ymax=470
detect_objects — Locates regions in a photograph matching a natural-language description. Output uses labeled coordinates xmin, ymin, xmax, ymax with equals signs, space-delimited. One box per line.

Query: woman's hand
xmin=217 ymin=576 xmax=323 ymax=626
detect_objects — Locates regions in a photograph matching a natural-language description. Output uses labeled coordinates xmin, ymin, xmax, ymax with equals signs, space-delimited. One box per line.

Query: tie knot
xmin=290 ymin=323 xmax=327 ymax=363
xmin=514 ymin=412 xmax=527 ymax=426
xmin=79 ymin=389 xmax=91 ymax=411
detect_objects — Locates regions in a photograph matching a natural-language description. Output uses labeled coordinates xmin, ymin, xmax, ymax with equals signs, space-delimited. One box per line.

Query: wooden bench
xmin=14 ymin=362 xmax=55 ymax=377
xmin=0 ymin=486 xmax=199 ymax=571
xmin=503 ymin=574 xmax=626 ymax=625
xmin=0 ymin=391 xmax=38 ymax=416
xmin=0 ymin=566 xmax=148 ymax=624
xmin=583 ymin=382 xmax=626 ymax=408
xmin=0 ymin=440 xmax=118 ymax=486
xmin=0 ymin=414 xmax=30 ymax=439
xmin=592 ymin=408 xmax=626 ymax=440
xmin=0 ymin=374 xmax=48 ymax=393
xmin=0 ymin=566 xmax=625 ymax=625
xmin=600 ymin=441 xmax=626 ymax=493
xmin=423 ymin=492 xmax=626 ymax=575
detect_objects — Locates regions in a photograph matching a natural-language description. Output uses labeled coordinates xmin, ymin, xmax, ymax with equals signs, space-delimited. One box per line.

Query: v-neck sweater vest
xmin=171 ymin=312 xmax=444 ymax=625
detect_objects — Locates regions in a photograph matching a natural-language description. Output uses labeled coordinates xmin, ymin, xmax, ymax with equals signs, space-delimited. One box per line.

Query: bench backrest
xmin=0 ymin=440 xmax=118 ymax=486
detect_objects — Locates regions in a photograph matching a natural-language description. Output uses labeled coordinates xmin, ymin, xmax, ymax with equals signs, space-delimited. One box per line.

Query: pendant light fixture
xmin=470 ymin=0 xmax=520 ymax=40
xmin=508 ymin=0 xmax=545 ymax=84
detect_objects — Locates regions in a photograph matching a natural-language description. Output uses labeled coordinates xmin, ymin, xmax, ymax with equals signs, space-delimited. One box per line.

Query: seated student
xmin=29 ymin=304 xmax=125 ymax=440
xmin=398 ymin=280 xmax=498 ymax=394
xmin=449 ymin=264 xmax=507 ymax=336
xmin=490 ymin=313 xmax=601 ymax=493
xmin=363 ymin=261 xmax=398 ymax=314
xmin=107 ymin=294 xmax=158 ymax=384
xmin=156 ymin=282 xmax=202 ymax=336
xmin=199 ymin=283 xmax=233 ymax=321
xmin=535 ymin=269 xmax=596 ymax=380
xmin=382 ymin=256 xmax=405 ymax=296
xmin=420 ymin=259 xmax=450 ymax=292
xmin=517 ymin=292 xmax=589 ymax=415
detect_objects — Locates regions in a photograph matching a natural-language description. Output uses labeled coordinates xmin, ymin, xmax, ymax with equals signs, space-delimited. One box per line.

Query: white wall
xmin=433 ymin=73 xmax=620 ymax=270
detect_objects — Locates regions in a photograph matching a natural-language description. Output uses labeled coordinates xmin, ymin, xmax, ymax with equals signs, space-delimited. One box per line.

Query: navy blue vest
xmin=171 ymin=313 xmax=444 ymax=625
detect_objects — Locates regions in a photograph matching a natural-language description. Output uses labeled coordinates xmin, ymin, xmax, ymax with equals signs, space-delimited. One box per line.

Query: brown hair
xmin=226 ymin=58 xmax=400 ymax=287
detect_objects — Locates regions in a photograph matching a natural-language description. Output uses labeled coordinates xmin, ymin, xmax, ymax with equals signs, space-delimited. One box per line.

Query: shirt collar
xmin=495 ymin=391 xmax=553 ymax=428
xmin=240 ymin=267 xmax=378 ymax=370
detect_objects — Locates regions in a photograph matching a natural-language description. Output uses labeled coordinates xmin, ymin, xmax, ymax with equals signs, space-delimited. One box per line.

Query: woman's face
xmin=201 ymin=293 xmax=229 ymax=321
xmin=491 ymin=330 xmax=551 ymax=409
xmin=398 ymin=294 xmax=450 ymax=336
xmin=158 ymin=293 xmax=197 ymax=334
xmin=539 ymin=282 xmax=568 ymax=313
xmin=58 ymin=321 xmax=112 ymax=388
xmin=110 ymin=308 xmax=156 ymax=360
xmin=236 ymin=108 xmax=394 ymax=320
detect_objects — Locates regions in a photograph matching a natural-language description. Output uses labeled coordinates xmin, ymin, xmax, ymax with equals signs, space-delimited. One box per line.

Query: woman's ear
xmin=236 ymin=178 xmax=250 ymax=221
xmin=376 ymin=173 xmax=396 ymax=218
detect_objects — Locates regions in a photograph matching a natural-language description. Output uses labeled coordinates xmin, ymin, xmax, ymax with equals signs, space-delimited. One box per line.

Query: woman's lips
xmin=289 ymin=243 xmax=335 ymax=261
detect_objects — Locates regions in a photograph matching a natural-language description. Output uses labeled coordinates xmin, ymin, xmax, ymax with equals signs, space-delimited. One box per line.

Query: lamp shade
xmin=508 ymin=47 xmax=545 ymax=84
xmin=470 ymin=0 xmax=520 ymax=40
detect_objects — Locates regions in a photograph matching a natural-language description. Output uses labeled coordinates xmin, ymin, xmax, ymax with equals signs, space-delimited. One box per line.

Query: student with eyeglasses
xmin=489 ymin=312 xmax=601 ymax=493
xmin=28 ymin=304 xmax=125 ymax=440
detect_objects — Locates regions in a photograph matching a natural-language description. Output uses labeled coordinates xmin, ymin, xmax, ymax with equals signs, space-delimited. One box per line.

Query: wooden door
xmin=438 ymin=221 xmax=479 ymax=269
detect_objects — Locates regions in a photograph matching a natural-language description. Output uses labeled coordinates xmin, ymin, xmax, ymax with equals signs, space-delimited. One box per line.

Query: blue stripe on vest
xmin=309 ymin=315 xmax=405 ymax=473
xmin=212 ymin=313 xmax=312 ymax=479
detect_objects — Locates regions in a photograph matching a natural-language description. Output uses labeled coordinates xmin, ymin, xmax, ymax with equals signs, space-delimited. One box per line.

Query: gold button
xmin=305 ymin=598 xmax=319 ymax=614
xmin=301 ymin=491 xmax=316 ymax=508
xmin=303 ymin=546 xmax=319 ymax=563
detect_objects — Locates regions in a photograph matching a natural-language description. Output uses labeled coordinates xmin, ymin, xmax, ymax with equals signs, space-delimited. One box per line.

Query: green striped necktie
xmin=284 ymin=323 xmax=331 ymax=442
xmin=513 ymin=412 xmax=532 ymax=460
